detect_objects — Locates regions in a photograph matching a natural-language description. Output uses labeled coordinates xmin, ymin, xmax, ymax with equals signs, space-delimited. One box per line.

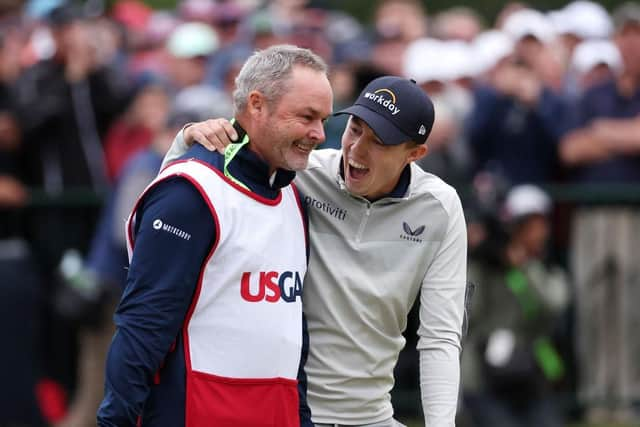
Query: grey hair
xmin=232 ymin=44 xmax=328 ymax=114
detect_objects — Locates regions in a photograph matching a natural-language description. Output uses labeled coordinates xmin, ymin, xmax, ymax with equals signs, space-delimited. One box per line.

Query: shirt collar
xmin=227 ymin=120 xmax=297 ymax=192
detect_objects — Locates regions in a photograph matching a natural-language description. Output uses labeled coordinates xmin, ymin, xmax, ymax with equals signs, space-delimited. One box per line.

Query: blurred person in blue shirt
xmin=466 ymin=9 xmax=567 ymax=185
xmin=558 ymin=3 xmax=640 ymax=423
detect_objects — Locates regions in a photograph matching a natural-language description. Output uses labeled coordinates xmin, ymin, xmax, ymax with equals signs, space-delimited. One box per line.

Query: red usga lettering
xmin=240 ymin=271 xmax=281 ymax=302
xmin=262 ymin=271 xmax=281 ymax=302
xmin=240 ymin=271 xmax=304 ymax=303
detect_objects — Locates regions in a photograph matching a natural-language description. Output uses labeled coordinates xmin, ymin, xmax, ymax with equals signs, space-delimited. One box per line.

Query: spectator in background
xmin=550 ymin=1 xmax=613 ymax=60
xmin=113 ymin=3 xmax=179 ymax=79
xmin=493 ymin=2 xmax=528 ymax=33
xmin=548 ymin=1 xmax=614 ymax=98
xmin=165 ymin=21 xmax=219 ymax=91
xmin=209 ymin=0 xmax=246 ymax=46
xmin=246 ymin=10 xmax=288 ymax=50
xmin=466 ymin=8 xmax=566 ymax=185
xmin=287 ymin=8 xmax=332 ymax=62
xmin=430 ymin=6 xmax=484 ymax=42
xmin=11 ymin=2 xmax=130 ymax=408
xmin=14 ymin=1 xmax=130 ymax=264
xmin=370 ymin=0 xmax=427 ymax=76
xmin=262 ymin=0 xmax=311 ymax=36
xmin=200 ymin=1 xmax=254 ymax=89
xmin=309 ymin=7 xmax=372 ymax=149
xmin=471 ymin=29 xmax=516 ymax=85
xmin=558 ymin=3 xmax=640 ymax=423
xmin=373 ymin=0 xmax=427 ymax=43
xmin=0 ymin=16 xmax=49 ymax=427
xmin=103 ymin=77 xmax=171 ymax=181
xmin=403 ymin=37 xmax=473 ymax=189
xmin=462 ymin=184 xmax=570 ymax=427
xmin=501 ymin=8 xmax=565 ymax=90
xmin=15 ymin=2 xmax=130 ymax=197
xmin=109 ymin=0 xmax=156 ymax=74
xmin=570 ymin=39 xmax=622 ymax=96
xmin=0 ymin=17 xmax=27 ymax=210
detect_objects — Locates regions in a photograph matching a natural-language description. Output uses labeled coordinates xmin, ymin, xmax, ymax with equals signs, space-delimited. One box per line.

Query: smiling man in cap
xmin=163 ymin=73 xmax=468 ymax=427
xmin=333 ymin=76 xmax=434 ymax=200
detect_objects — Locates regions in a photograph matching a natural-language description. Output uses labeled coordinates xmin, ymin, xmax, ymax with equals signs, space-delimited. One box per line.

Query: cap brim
xmin=335 ymin=104 xmax=413 ymax=146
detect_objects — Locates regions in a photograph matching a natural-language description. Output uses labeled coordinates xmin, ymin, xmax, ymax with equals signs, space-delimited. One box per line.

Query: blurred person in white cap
xmin=501 ymin=7 xmax=565 ymax=91
xmin=571 ymin=39 xmax=622 ymax=93
xmin=466 ymin=14 xmax=567 ymax=185
xmin=550 ymin=1 xmax=613 ymax=54
xmin=403 ymin=38 xmax=473 ymax=189
xmin=165 ymin=21 xmax=219 ymax=91
xmin=558 ymin=2 xmax=640 ymax=423
xmin=461 ymin=183 xmax=570 ymax=427
xmin=472 ymin=30 xmax=515 ymax=83
xmin=548 ymin=1 xmax=615 ymax=98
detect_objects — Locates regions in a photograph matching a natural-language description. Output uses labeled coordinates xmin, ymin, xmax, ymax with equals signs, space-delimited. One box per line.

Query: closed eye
xmin=348 ymin=125 xmax=362 ymax=136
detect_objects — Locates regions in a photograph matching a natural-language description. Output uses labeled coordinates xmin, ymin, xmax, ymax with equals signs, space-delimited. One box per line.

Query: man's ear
xmin=247 ymin=91 xmax=265 ymax=117
xmin=407 ymin=144 xmax=428 ymax=163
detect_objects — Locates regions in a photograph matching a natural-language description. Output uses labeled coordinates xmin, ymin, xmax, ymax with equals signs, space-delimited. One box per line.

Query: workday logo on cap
xmin=363 ymin=88 xmax=401 ymax=115
xmin=335 ymin=76 xmax=435 ymax=146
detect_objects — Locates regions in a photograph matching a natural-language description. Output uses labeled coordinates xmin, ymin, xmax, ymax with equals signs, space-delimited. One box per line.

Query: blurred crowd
xmin=0 ymin=0 xmax=639 ymax=426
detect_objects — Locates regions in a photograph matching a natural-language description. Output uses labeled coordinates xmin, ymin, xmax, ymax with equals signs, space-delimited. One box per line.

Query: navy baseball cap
xmin=335 ymin=76 xmax=435 ymax=145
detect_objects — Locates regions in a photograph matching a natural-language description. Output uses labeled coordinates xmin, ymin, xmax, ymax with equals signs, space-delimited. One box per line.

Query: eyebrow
xmin=351 ymin=117 xmax=383 ymax=144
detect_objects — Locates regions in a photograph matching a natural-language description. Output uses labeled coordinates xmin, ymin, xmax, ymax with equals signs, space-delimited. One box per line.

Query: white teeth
xmin=294 ymin=141 xmax=314 ymax=151
xmin=348 ymin=159 xmax=367 ymax=169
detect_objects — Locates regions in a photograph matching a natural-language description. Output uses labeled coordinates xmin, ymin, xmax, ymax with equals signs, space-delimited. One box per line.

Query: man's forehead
xmin=286 ymin=70 xmax=332 ymax=110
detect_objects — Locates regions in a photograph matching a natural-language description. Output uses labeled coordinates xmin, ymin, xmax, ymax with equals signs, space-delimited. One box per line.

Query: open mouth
xmin=348 ymin=158 xmax=369 ymax=180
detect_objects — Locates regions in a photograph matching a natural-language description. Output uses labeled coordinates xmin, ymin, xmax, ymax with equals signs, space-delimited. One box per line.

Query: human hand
xmin=183 ymin=118 xmax=238 ymax=153
xmin=559 ymin=129 xmax=611 ymax=165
